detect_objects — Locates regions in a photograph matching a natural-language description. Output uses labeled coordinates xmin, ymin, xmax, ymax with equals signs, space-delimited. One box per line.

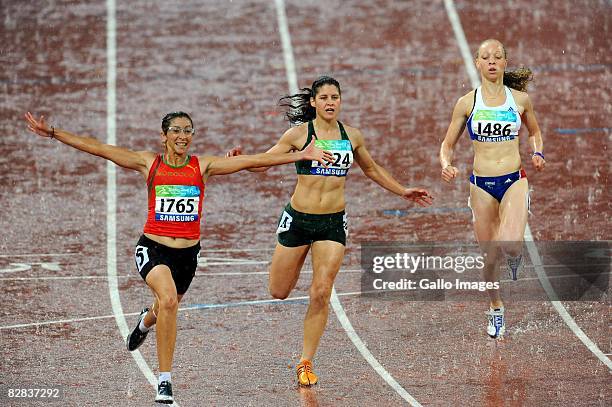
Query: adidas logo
xmin=504 ymin=178 xmax=512 ymax=183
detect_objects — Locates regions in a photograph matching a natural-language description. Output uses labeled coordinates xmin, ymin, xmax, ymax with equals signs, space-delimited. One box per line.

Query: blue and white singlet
xmin=467 ymin=86 xmax=521 ymax=143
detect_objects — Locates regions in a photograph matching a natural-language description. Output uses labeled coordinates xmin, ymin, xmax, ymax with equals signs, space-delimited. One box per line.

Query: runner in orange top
xmin=25 ymin=111 xmax=332 ymax=404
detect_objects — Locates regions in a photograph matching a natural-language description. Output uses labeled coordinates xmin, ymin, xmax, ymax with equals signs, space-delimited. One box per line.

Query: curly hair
xmin=503 ymin=67 xmax=533 ymax=92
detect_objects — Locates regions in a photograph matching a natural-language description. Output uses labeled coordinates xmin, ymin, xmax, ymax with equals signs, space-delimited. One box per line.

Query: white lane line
xmin=274 ymin=1 xmax=420 ymax=404
xmin=0 ymin=291 xmax=361 ymax=331
xmin=200 ymin=248 xmax=275 ymax=253
xmin=0 ymin=275 xmax=120 ymax=281
xmin=0 ymin=268 xmax=363 ymax=281
xmin=524 ymin=229 xmax=612 ymax=370
xmin=195 ymin=268 xmax=361 ymax=276
xmin=2 ymin=268 xmax=604 ymax=282
xmin=0 ymin=263 xmax=32 ymax=273
xmin=201 ymin=262 xmax=269 ymax=266
xmin=0 ymin=262 xmax=61 ymax=273
xmin=275 ymin=0 xmax=298 ymax=94
xmin=200 ymin=256 xmax=266 ymax=262
xmin=105 ymin=0 xmax=161 ymax=396
xmin=0 ymin=313 xmax=140 ymax=330
xmin=0 ymin=253 xmax=77 ymax=258
xmin=443 ymin=0 xmax=478 ymax=83
xmin=444 ymin=0 xmax=611 ymax=371
xmin=331 ymin=288 xmax=423 ymax=406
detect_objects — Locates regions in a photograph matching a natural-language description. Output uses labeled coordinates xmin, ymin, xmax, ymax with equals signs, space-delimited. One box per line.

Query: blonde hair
xmin=476 ymin=39 xmax=533 ymax=92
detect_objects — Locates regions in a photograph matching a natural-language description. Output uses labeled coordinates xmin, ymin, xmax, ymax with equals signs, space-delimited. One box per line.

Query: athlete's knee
xmin=269 ymin=284 xmax=291 ymax=300
xmin=309 ymin=282 xmax=332 ymax=308
xmin=158 ymin=293 xmax=179 ymax=312
xmin=499 ymin=241 xmax=523 ymax=258
xmin=497 ymin=230 xmax=524 ymax=247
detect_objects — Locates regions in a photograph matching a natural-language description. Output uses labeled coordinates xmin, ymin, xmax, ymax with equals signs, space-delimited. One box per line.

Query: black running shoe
xmin=155 ymin=381 xmax=173 ymax=404
xmin=126 ymin=307 xmax=149 ymax=351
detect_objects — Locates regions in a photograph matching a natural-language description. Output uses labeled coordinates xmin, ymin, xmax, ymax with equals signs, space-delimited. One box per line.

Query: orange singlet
xmin=143 ymin=154 xmax=205 ymax=239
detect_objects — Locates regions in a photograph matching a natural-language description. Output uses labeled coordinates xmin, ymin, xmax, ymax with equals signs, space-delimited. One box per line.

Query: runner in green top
xmin=228 ymin=76 xmax=433 ymax=386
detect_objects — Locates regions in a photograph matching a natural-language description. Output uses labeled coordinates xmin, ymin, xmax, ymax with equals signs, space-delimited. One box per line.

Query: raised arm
xmin=352 ymin=128 xmax=433 ymax=207
xmin=440 ymin=94 xmax=470 ymax=183
xmin=200 ymin=139 xmax=332 ymax=181
xmin=520 ymin=93 xmax=545 ymax=171
xmin=25 ymin=112 xmax=153 ymax=177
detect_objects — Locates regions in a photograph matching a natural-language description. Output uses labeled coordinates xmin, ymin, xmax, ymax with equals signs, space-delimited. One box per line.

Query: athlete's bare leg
xmin=469 ymin=184 xmax=503 ymax=308
xmin=145 ymin=265 xmax=179 ymax=372
xmin=499 ymin=178 xmax=529 ymax=256
xmin=269 ymin=243 xmax=310 ymax=299
xmin=301 ymin=240 xmax=345 ymax=361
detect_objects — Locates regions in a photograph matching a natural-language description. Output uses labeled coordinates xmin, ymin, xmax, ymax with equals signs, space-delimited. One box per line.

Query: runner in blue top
xmin=230 ymin=76 xmax=433 ymax=385
xmin=439 ymin=39 xmax=546 ymax=338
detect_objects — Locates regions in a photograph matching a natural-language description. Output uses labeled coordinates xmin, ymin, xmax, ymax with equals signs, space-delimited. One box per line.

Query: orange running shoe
xmin=296 ymin=360 xmax=318 ymax=386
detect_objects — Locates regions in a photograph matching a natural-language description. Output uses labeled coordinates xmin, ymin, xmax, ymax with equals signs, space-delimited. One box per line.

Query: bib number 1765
xmin=157 ymin=198 xmax=196 ymax=214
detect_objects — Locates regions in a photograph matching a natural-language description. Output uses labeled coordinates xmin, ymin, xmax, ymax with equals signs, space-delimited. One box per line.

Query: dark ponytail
xmin=279 ymin=76 xmax=341 ymax=125
xmin=278 ymin=87 xmax=314 ymax=125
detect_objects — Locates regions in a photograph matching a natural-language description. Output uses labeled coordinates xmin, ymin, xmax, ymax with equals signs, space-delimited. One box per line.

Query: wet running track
xmin=1 ymin=1 xmax=610 ymax=406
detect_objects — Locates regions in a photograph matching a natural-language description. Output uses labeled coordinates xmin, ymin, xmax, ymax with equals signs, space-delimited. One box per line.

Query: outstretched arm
xmin=201 ymin=139 xmax=332 ymax=180
xmin=25 ymin=112 xmax=152 ymax=176
xmin=224 ymin=128 xmax=298 ymax=172
xmin=521 ymin=94 xmax=545 ymax=171
xmin=440 ymin=94 xmax=470 ymax=183
xmin=352 ymin=129 xmax=433 ymax=207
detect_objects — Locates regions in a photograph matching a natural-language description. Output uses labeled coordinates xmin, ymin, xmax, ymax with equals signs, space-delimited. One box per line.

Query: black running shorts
xmin=276 ymin=203 xmax=347 ymax=247
xmin=134 ymin=235 xmax=200 ymax=295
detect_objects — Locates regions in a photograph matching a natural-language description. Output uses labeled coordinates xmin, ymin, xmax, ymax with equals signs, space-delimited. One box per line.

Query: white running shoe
xmin=486 ymin=307 xmax=505 ymax=338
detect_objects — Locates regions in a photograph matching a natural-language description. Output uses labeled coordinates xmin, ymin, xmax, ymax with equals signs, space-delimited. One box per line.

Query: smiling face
xmin=310 ymin=84 xmax=341 ymax=121
xmin=161 ymin=116 xmax=194 ymax=155
xmin=475 ymin=40 xmax=507 ymax=83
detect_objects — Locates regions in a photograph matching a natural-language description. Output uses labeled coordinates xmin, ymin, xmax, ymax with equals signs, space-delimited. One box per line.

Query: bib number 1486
xmin=477 ymin=122 xmax=511 ymax=136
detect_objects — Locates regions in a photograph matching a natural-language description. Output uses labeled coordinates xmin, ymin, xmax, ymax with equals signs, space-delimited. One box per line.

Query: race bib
xmin=311 ymin=139 xmax=353 ymax=176
xmin=134 ymin=245 xmax=149 ymax=272
xmin=276 ymin=211 xmax=293 ymax=234
xmin=154 ymin=185 xmax=200 ymax=222
xmin=471 ymin=108 xmax=519 ymax=142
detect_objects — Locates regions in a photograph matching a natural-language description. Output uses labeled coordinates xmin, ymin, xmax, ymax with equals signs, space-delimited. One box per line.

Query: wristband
xmin=532 ymin=152 xmax=544 ymax=159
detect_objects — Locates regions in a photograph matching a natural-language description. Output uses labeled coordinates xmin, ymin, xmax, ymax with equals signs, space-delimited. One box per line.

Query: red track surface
xmin=1 ymin=1 xmax=609 ymax=406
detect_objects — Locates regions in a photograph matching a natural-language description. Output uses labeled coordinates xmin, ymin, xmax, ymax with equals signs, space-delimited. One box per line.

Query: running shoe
xmin=507 ymin=254 xmax=523 ymax=281
xmin=486 ymin=307 xmax=505 ymax=338
xmin=296 ymin=360 xmax=318 ymax=386
xmin=155 ymin=381 xmax=173 ymax=404
xmin=126 ymin=307 xmax=149 ymax=351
